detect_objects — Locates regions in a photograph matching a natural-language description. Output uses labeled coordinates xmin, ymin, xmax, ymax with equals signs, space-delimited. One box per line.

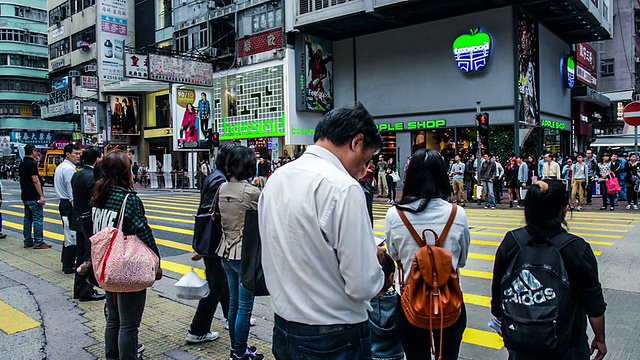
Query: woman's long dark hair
xmin=92 ymin=151 xmax=133 ymax=208
xmin=398 ymin=149 xmax=450 ymax=212
xmin=524 ymin=179 xmax=569 ymax=230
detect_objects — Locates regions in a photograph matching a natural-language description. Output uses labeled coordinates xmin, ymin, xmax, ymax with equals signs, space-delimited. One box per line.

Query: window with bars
xmin=71 ymin=0 xmax=96 ymax=15
xmin=71 ymin=27 xmax=96 ymax=50
xmin=50 ymin=38 xmax=71 ymax=59
xmin=175 ymin=24 xmax=208 ymax=53
xmin=601 ymin=58 xmax=614 ymax=77
xmin=49 ymin=3 xmax=69 ymax=24
xmin=176 ymin=29 xmax=188 ymax=53
xmin=239 ymin=4 xmax=282 ymax=38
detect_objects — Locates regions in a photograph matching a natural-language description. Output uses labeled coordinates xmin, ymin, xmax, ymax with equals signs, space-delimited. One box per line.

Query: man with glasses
xmin=54 ymin=144 xmax=81 ymax=273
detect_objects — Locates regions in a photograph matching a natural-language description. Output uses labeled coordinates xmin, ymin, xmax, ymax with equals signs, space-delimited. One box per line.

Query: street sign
xmin=622 ymin=102 xmax=640 ymax=126
xmin=184 ymin=141 xmax=198 ymax=148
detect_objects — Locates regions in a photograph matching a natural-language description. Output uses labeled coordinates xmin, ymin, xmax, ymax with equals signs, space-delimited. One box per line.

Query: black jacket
xmin=71 ymin=166 xmax=95 ymax=217
xmin=198 ymin=168 xmax=226 ymax=215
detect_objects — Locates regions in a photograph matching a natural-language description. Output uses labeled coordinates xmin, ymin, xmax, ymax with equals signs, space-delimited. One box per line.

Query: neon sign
xmin=541 ymin=120 xmax=566 ymax=130
xmin=453 ymin=28 xmax=492 ymax=73
xmin=377 ymin=120 xmax=447 ymax=132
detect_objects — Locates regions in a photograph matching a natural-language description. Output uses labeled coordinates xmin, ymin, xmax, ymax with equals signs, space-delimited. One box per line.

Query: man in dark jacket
xmin=70 ymin=147 xmax=105 ymax=301
xmin=480 ymin=154 xmax=497 ymax=209
xmin=186 ymin=143 xmax=236 ymax=344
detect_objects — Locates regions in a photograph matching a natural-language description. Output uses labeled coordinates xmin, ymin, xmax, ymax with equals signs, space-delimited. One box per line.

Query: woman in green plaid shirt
xmin=92 ymin=151 xmax=161 ymax=360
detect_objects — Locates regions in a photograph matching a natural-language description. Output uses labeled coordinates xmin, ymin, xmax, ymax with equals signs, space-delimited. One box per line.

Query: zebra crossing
xmin=0 ymin=193 xmax=633 ymax=356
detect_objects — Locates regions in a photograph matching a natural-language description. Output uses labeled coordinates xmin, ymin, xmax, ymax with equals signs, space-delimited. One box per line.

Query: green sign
xmin=291 ymin=127 xmax=315 ymax=136
xmin=377 ymin=120 xmax=447 ymax=132
xmin=541 ymin=120 xmax=567 ymax=130
xmin=221 ymin=114 xmax=286 ymax=140
xmin=453 ymin=28 xmax=492 ymax=73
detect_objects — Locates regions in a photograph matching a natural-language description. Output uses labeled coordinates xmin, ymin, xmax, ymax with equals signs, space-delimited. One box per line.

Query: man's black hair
xmin=82 ymin=147 xmax=102 ymax=166
xmin=24 ymin=144 xmax=35 ymax=157
xmin=64 ymin=143 xmax=80 ymax=156
xmin=313 ymin=102 xmax=383 ymax=151
xmin=226 ymin=146 xmax=257 ymax=180
xmin=215 ymin=143 xmax=237 ymax=177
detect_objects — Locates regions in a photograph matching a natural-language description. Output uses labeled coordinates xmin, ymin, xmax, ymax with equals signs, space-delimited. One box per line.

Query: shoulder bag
xmin=241 ymin=209 xmax=269 ymax=296
xmin=192 ymin=186 xmax=223 ymax=256
xmin=606 ymin=173 xmax=621 ymax=194
xmin=90 ymin=194 xmax=160 ymax=293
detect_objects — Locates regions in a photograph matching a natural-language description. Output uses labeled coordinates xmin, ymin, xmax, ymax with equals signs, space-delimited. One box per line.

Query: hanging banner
xmin=517 ymin=10 xmax=540 ymax=126
xmin=149 ymin=54 xmax=213 ymax=86
xmin=295 ymin=34 xmax=333 ymax=113
xmin=98 ymin=0 xmax=128 ymax=83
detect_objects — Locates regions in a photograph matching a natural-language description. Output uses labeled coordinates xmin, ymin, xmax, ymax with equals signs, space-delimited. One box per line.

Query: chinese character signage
xmin=237 ymin=30 xmax=283 ymax=58
xmin=83 ymin=104 xmax=98 ymax=134
xmin=576 ymin=43 xmax=597 ymax=89
xmin=576 ymin=63 xmax=597 ymax=88
xmin=108 ymin=96 xmax=139 ymax=135
xmin=295 ymin=34 xmax=333 ymax=112
xmin=149 ymin=54 xmax=213 ymax=86
xmin=42 ymin=100 xmax=80 ymax=118
xmin=517 ymin=10 xmax=540 ymax=126
xmin=11 ymin=131 xmax=53 ymax=146
xmin=172 ymin=85 xmax=212 ymax=150
xmin=125 ymin=53 xmax=148 ymax=79
xmin=81 ymin=76 xmax=98 ymax=89
xmin=98 ymin=0 xmax=128 ymax=83
xmin=0 ymin=136 xmax=10 ymax=156
xmin=452 ymin=28 xmax=492 ymax=73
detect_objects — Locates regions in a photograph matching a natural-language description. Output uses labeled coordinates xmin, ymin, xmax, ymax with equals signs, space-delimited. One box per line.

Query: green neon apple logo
xmin=453 ymin=28 xmax=492 ymax=73
xmin=566 ymin=56 xmax=575 ymax=88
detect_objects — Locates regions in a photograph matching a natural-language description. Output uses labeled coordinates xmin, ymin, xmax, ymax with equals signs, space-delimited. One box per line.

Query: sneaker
xmin=185 ymin=331 xmax=219 ymax=344
xmin=33 ymin=244 xmax=52 ymax=249
xmin=516 ymin=205 xmax=521 ymax=208
xmin=137 ymin=344 xmax=145 ymax=359
xmin=23 ymin=244 xmax=33 ymax=248
xmin=224 ymin=319 xmax=229 ymax=330
xmin=0 ymin=233 xmax=6 ymax=239
xmin=577 ymin=207 xmax=582 ymax=212
xmin=232 ymin=347 xmax=264 ymax=360
xmin=484 ymin=206 xmax=488 ymax=209
xmin=634 ymin=205 xmax=639 ymax=210
xmin=626 ymin=204 xmax=632 ymax=210
xmin=250 ymin=317 xmax=256 ymax=326
xmin=491 ymin=206 xmax=496 ymax=210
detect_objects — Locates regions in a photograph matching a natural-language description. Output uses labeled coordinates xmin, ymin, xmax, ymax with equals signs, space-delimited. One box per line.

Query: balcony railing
xmin=298 ymin=0 xmax=359 ymax=15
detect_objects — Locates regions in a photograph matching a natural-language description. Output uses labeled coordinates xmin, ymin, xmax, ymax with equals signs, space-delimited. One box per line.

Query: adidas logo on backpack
xmin=499 ymin=228 xmax=578 ymax=352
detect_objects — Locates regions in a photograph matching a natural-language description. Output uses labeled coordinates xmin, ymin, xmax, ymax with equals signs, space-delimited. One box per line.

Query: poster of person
xmin=517 ymin=10 xmax=539 ymax=126
xmin=108 ymin=96 xmax=140 ymax=135
xmin=82 ymin=105 xmax=98 ymax=134
xmin=155 ymin=94 xmax=170 ymax=128
xmin=299 ymin=34 xmax=333 ymax=112
xmin=172 ymin=85 xmax=212 ymax=150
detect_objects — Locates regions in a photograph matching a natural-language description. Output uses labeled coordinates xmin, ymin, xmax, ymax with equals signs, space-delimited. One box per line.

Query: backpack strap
xmin=511 ymin=228 xmax=530 ymax=249
xmin=549 ymin=231 xmax=580 ymax=250
xmin=438 ymin=204 xmax=458 ymax=247
xmin=396 ymin=207 xmax=424 ymax=247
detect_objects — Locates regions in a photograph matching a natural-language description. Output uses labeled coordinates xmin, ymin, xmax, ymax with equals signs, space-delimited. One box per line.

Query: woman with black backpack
xmin=490 ymin=179 xmax=607 ymax=360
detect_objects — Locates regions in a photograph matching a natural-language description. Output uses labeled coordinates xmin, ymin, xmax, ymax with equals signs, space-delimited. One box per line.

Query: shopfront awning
xmin=590 ymin=136 xmax=639 ymax=148
xmin=573 ymin=87 xmax=611 ymax=108
xmin=601 ymin=90 xmax=633 ymax=102
xmin=101 ymin=79 xmax=169 ymax=93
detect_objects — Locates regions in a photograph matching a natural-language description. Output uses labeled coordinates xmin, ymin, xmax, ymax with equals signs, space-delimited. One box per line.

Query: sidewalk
xmin=0 ymin=234 xmax=271 ymax=360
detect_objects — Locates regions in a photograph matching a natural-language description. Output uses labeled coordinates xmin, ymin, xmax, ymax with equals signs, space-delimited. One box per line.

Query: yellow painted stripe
xmin=470 ymin=231 xmax=622 ymax=239
xmin=464 ymin=293 xmax=491 ymax=308
xmin=2 ymin=220 xmax=64 ymax=242
xmin=147 ymin=198 xmax=197 ymax=207
xmin=145 ymin=214 xmax=194 ymax=224
xmin=462 ymin=328 xmax=504 ymax=350
xmin=460 ymin=269 xmax=493 ymax=280
xmin=140 ymin=208 xmax=194 ymax=218
xmin=155 ymin=238 xmax=193 ymax=252
xmin=143 ymin=199 xmax=198 ymax=209
xmin=471 ymin=239 xmax=604 ymax=254
xmin=468 ymin=220 xmax=634 ymax=228
xmin=160 ymin=259 xmax=205 ymax=279
xmin=467 ymin=215 xmax=636 ymax=223
xmin=473 ymin=225 xmax=628 ymax=234
xmin=468 ymin=253 xmax=495 ymax=261
xmin=141 ymin=203 xmax=198 ymax=212
xmin=0 ymin=300 xmax=40 ymax=335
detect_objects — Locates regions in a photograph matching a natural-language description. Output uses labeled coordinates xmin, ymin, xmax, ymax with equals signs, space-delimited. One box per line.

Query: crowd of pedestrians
xmin=10 ymin=103 xmax=612 ymax=360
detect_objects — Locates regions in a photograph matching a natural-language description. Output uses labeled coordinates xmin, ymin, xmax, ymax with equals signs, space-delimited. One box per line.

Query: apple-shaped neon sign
xmin=565 ymin=56 xmax=575 ymax=89
xmin=453 ymin=28 xmax=492 ymax=73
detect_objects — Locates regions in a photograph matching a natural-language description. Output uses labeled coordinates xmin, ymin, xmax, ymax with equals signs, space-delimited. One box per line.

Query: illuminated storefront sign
xmin=564 ymin=56 xmax=575 ymax=89
xmin=377 ymin=120 xmax=447 ymax=132
xmin=453 ymin=28 xmax=492 ymax=73
xmin=541 ymin=120 xmax=567 ymax=130
xmin=220 ymin=115 xmax=286 ymax=140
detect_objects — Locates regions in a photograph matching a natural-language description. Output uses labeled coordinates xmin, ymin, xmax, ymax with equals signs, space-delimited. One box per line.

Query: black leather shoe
xmin=79 ymin=293 xmax=106 ymax=302
xmin=0 ymin=233 xmax=7 ymax=239
xmin=63 ymin=267 xmax=76 ymax=274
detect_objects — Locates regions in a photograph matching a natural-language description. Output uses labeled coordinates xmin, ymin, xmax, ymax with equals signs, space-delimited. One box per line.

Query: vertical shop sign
xmin=576 ymin=43 xmax=597 ymax=89
xmin=83 ymin=104 xmax=98 ymax=134
xmin=125 ymin=53 xmax=149 ymax=79
xmin=517 ymin=10 xmax=540 ymax=126
xmin=295 ymin=34 xmax=333 ymax=112
xmin=98 ymin=0 xmax=128 ymax=82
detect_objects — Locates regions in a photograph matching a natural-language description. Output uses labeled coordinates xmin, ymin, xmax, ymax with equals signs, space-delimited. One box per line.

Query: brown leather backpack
xmin=396 ymin=205 xmax=463 ymax=360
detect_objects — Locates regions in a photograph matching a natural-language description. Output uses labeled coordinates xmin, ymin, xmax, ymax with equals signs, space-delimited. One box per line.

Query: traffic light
xmin=212 ymin=131 xmax=220 ymax=148
xmin=476 ymin=112 xmax=489 ymax=135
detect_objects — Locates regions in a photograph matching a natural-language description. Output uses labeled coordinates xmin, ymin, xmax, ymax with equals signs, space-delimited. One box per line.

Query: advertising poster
xmin=98 ymin=0 xmax=128 ymax=82
xmin=296 ymin=34 xmax=333 ymax=112
xmin=125 ymin=53 xmax=149 ymax=79
xmin=517 ymin=10 xmax=539 ymax=126
xmin=108 ymin=96 xmax=139 ymax=135
xmin=83 ymin=105 xmax=98 ymax=134
xmin=155 ymin=94 xmax=171 ymax=128
xmin=172 ymin=85 xmax=212 ymax=150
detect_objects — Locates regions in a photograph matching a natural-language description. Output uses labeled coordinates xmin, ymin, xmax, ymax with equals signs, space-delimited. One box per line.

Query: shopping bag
xmin=606 ymin=173 xmax=621 ymax=194
xmin=474 ymin=184 xmax=484 ymax=201
xmin=90 ymin=194 xmax=159 ymax=293
xmin=519 ymin=188 xmax=528 ymax=201
xmin=174 ymin=270 xmax=210 ymax=300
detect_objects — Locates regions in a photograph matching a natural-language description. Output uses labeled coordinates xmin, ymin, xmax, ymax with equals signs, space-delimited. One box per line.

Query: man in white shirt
xmin=542 ymin=152 xmax=561 ymax=179
xmin=259 ymin=103 xmax=385 ymax=360
xmin=54 ymin=144 xmax=80 ymax=273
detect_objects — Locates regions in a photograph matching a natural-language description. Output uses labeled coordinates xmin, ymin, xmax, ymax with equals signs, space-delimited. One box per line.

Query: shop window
xmin=601 ymin=59 xmax=614 ymax=77
xmin=71 ymin=27 xmax=96 ymax=51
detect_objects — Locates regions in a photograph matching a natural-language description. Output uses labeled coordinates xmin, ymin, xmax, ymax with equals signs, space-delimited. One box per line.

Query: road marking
xmin=470 ymin=231 xmax=622 ymax=239
xmin=155 ymin=238 xmax=193 ymax=252
xmin=460 ymin=269 xmax=493 ymax=280
xmin=146 ymin=214 xmax=194 ymax=224
xmin=462 ymin=328 xmax=504 ymax=350
xmin=471 ymin=225 xmax=628 ymax=234
xmin=467 ymin=220 xmax=634 ymax=228
xmin=0 ymin=300 xmax=40 ymax=335
xmin=465 ymin=293 xmax=491 ymax=308
xmin=471 ymin=239 xmax=605 ymax=253
xmin=161 ymin=259 xmax=205 ymax=279
xmin=468 ymin=253 xmax=495 ymax=261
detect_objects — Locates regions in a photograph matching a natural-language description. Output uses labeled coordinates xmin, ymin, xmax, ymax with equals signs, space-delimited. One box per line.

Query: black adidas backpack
xmin=499 ymin=228 xmax=578 ymax=352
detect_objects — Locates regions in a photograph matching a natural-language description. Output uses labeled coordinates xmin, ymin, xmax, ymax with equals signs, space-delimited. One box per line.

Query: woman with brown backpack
xmin=385 ymin=149 xmax=470 ymax=360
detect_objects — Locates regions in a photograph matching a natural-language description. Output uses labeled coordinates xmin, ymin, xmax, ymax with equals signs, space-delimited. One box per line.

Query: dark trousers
xmin=189 ymin=255 xmax=230 ymax=336
xmin=600 ymin=182 xmax=615 ymax=207
xmin=495 ymin=180 xmax=503 ymax=203
xmin=628 ymin=185 xmax=638 ymax=205
xmin=273 ymin=314 xmax=372 ymax=360
xmin=59 ymin=200 xmax=76 ymax=270
xmin=73 ymin=217 xmax=96 ymax=299
xmin=105 ymin=290 xmax=147 ymax=360
xmin=395 ymin=296 xmax=467 ymax=360
xmin=586 ymin=178 xmax=594 ymax=204
xmin=387 ymin=176 xmax=397 ymax=201
xmin=509 ymin=341 xmax=590 ymax=360
xmin=360 ymin=182 xmax=374 ymax=226
xmin=466 ymin=178 xmax=476 ymax=202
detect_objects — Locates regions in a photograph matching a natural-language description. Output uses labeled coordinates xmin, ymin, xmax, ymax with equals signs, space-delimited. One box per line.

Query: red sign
xmin=237 ymin=30 xmax=283 ymax=58
xmin=576 ymin=63 xmax=597 ymax=89
xmin=623 ymin=102 xmax=640 ymax=126
xmin=577 ymin=43 xmax=597 ymax=73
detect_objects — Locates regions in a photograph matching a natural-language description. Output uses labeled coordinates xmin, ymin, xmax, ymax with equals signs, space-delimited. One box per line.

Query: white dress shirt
xmin=54 ymin=159 xmax=76 ymax=201
xmin=258 ymin=145 xmax=384 ymax=325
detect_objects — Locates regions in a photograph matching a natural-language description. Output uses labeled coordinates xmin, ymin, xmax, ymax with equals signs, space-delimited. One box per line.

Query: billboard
xmin=98 ymin=0 xmax=128 ymax=83
xmin=108 ymin=96 xmax=139 ymax=135
xmin=125 ymin=53 xmax=149 ymax=79
xmin=172 ymin=85 xmax=212 ymax=150
xmin=576 ymin=43 xmax=597 ymax=89
xmin=83 ymin=104 xmax=98 ymax=134
xmin=517 ymin=10 xmax=539 ymax=126
xmin=11 ymin=131 xmax=54 ymax=147
xmin=296 ymin=34 xmax=333 ymax=112
xmin=149 ymin=54 xmax=213 ymax=86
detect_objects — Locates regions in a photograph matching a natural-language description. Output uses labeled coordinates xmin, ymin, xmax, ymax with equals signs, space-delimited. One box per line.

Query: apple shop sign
xmin=541 ymin=120 xmax=567 ymax=130
xmin=453 ymin=28 xmax=492 ymax=73
xmin=377 ymin=119 xmax=447 ymax=132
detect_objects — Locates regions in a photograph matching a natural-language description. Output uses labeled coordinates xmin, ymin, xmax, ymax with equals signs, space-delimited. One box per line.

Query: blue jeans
xmin=273 ymin=314 xmax=372 ymax=360
xmin=222 ymin=259 xmax=256 ymax=357
xmin=484 ymin=181 xmax=496 ymax=207
xmin=23 ymin=200 xmax=44 ymax=247
xmin=105 ymin=289 xmax=147 ymax=360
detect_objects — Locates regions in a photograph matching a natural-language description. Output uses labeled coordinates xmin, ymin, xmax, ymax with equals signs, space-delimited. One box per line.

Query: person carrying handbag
xmin=91 ymin=151 xmax=161 ymax=360
xmin=385 ymin=149 xmax=470 ymax=360
xmin=597 ymin=153 xmax=616 ymax=211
